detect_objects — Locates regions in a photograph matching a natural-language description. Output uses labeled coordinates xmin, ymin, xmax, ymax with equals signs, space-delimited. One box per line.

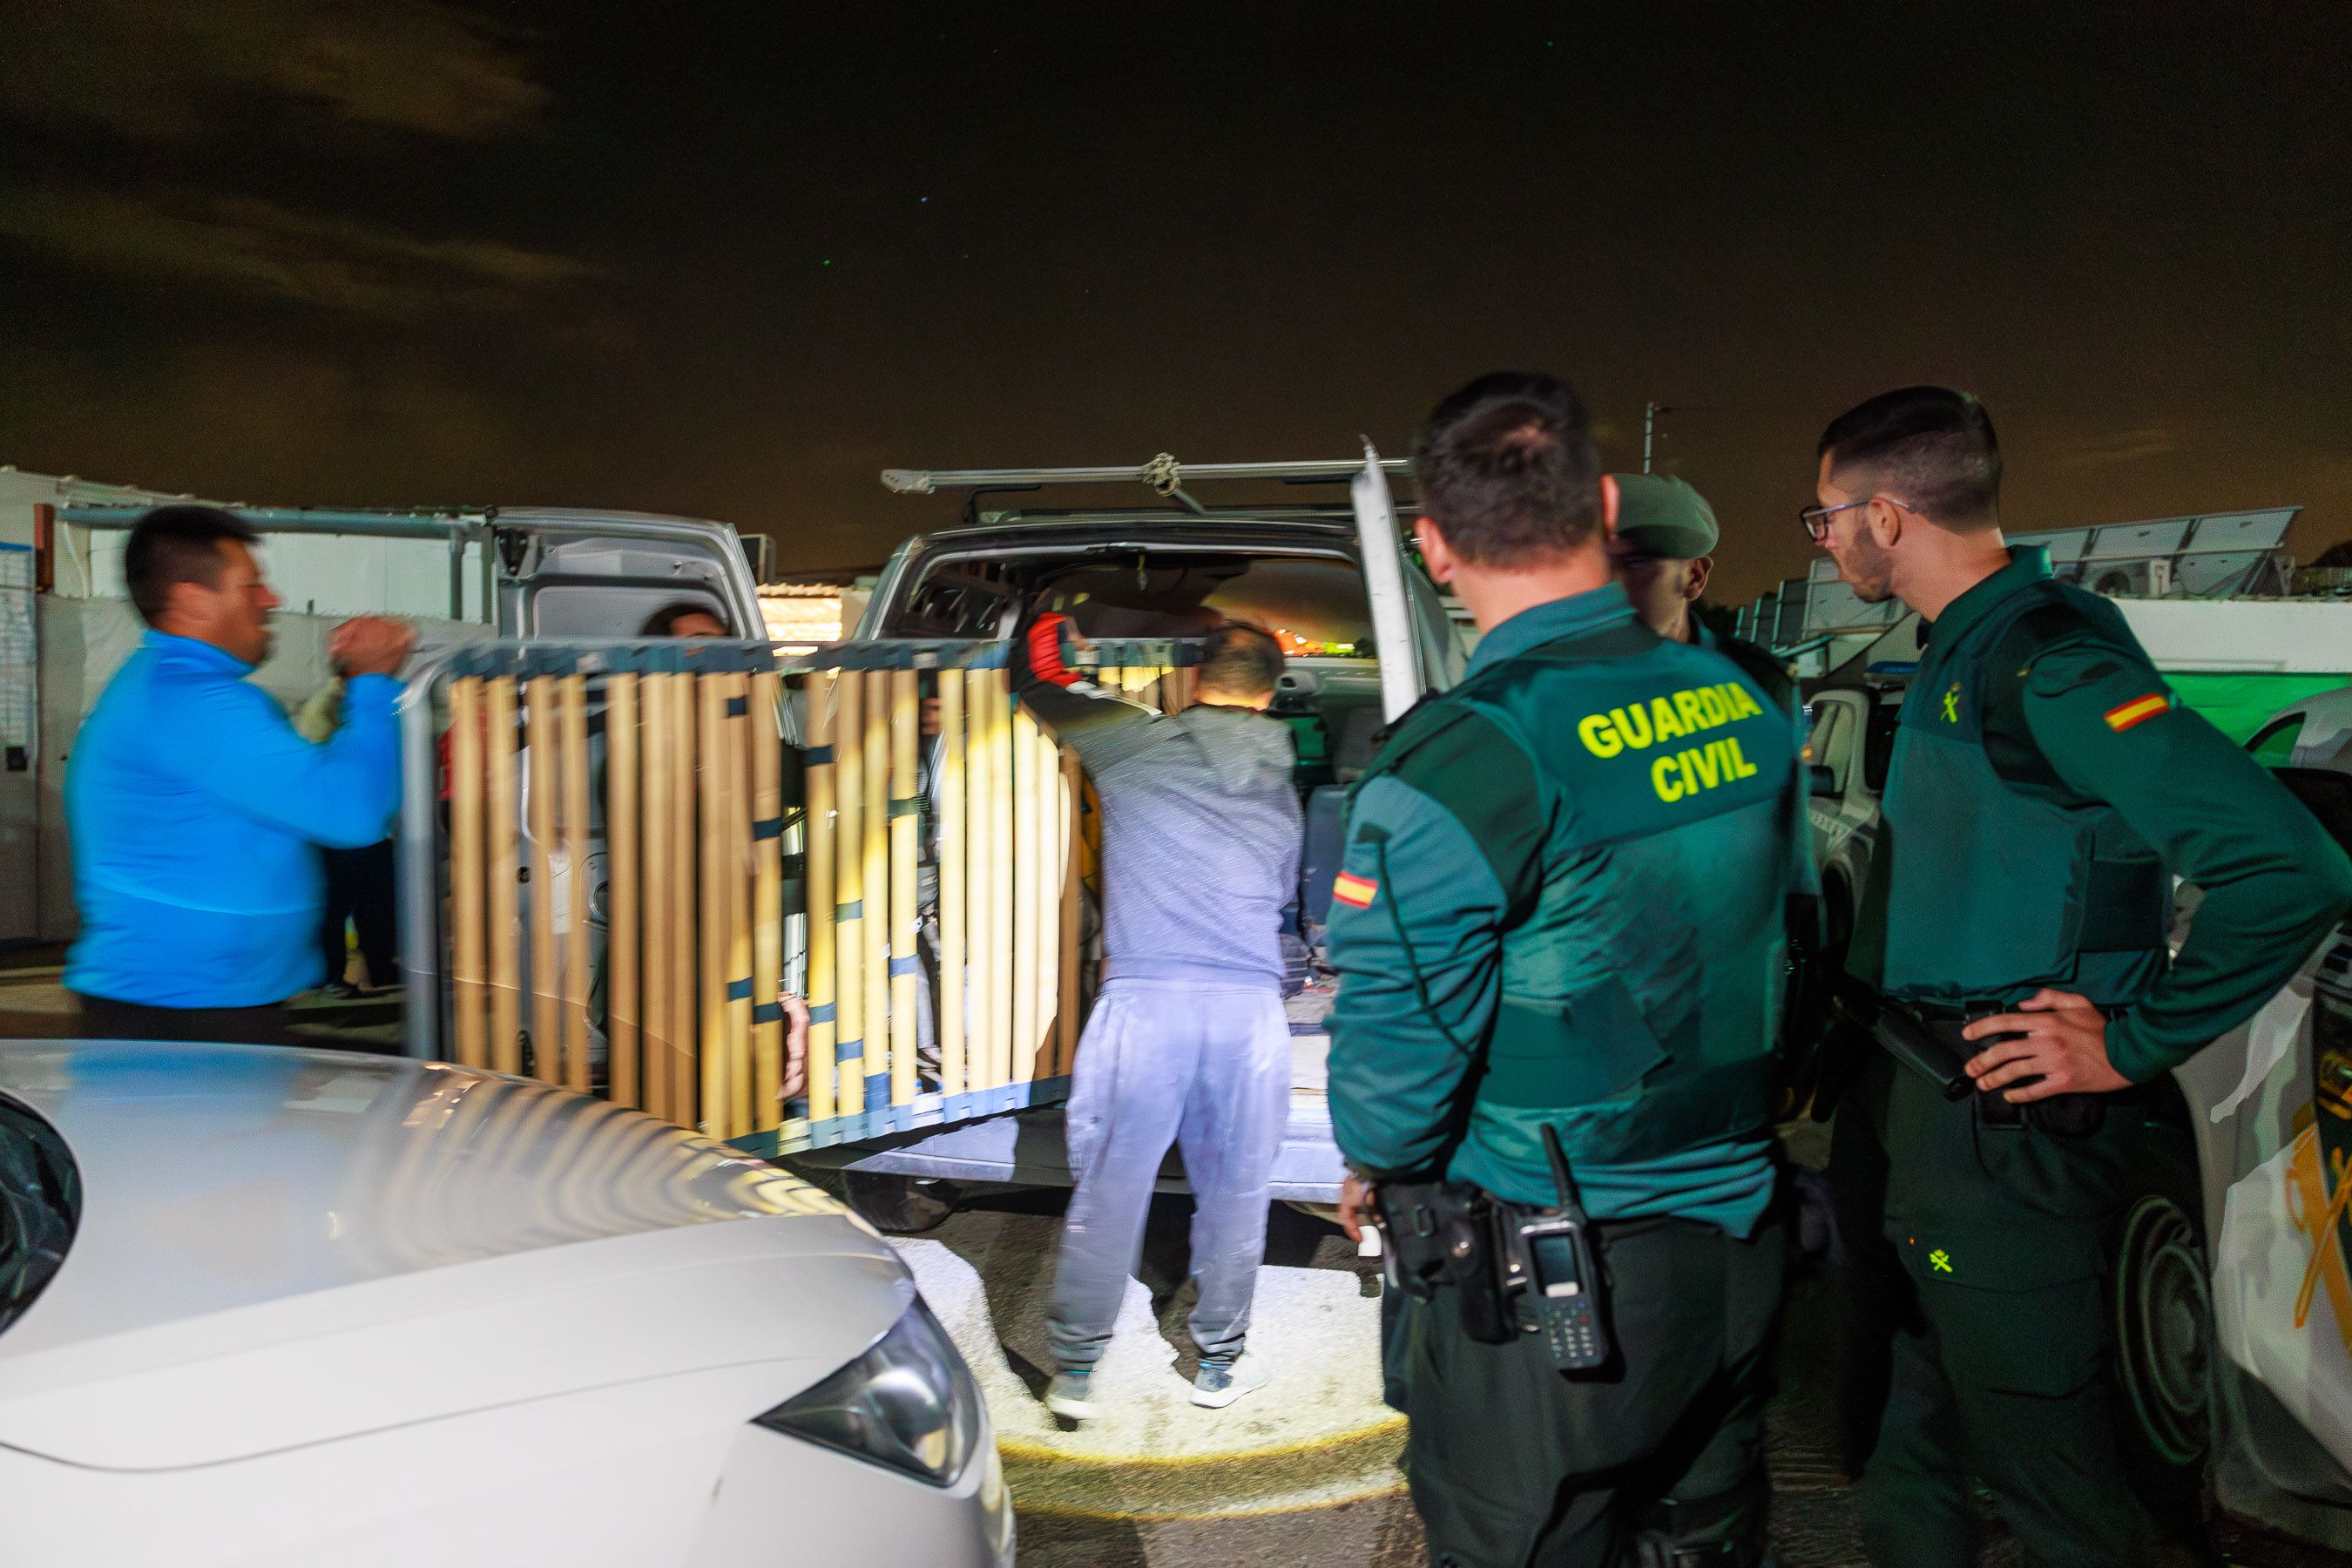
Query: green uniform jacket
xmin=1325 ymin=584 xmax=1815 ymax=1235
xmin=1854 ymin=546 xmax=2352 ymax=1081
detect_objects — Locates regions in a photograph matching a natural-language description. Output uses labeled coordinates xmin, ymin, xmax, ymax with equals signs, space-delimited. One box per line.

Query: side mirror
xmin=1808 ymin=765 xmax=1840 ymax=798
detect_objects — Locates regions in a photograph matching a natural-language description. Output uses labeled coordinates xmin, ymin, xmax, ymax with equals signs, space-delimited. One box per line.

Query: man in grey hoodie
xmin=1020 ymin=612 xmax=1301 ymax=1419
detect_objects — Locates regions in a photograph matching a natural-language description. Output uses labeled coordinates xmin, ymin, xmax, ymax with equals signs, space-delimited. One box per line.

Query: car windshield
xmin=883 ymin=549 xmax=1375 ymax=656
xmin=0 ymin=1096 xmax=78 ymax=1341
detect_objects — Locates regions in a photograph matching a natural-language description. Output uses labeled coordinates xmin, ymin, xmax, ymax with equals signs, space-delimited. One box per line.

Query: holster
xmin=1373 ymin=1179 xmax=1515 ymax=1345
xmin=1812 ymin=974 xmax=1975 ymax=1118
xmin=1949 ymin=1008 xmax=2105 ymax=1138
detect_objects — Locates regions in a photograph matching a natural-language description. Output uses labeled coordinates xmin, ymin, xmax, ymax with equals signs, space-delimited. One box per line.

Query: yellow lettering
xmin=1674 ymin=690 xmax=1708 ymax=732
xmin=1652 ymin=754 xmax=1685 ymax=801
xmin=1650 ymin=695 xmax=1688 ymax=741
xmin=1691 ymin=743 xmax=1723 ymax=789
xmin=1727 ymin=736 xmax=1759 ymax=778
xmin=1679 ymin=752 xmax=1698 ymax=793
xmin=1578 ymin=713 xmax=1622 ymax=758
xmin=1694 ymin=686 xmax=1729 ymax=727
xmin=1729 ymin=685 xmax=1764 ymax=720
xmin=1613 ymin=705 xmax=1653 ymax=748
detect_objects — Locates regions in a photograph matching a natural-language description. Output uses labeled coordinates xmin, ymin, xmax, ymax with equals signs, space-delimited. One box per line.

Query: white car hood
xmin=0 ymin=1042 xmax=907 ymax=1470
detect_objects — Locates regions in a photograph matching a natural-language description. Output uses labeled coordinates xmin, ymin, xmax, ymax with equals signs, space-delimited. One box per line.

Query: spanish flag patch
xmin=2103 ymin=692 xmax=2172 ymax=732
xmin=1332 ymin=872 xmax=1379 ymax=909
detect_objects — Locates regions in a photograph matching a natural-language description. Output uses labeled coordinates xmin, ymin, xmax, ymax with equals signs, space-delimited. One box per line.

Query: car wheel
xmin=842 ymin=1171 xmax=960 ymax=1234
xmin=2114 ymin=1193 xmax=2213 ymax=1467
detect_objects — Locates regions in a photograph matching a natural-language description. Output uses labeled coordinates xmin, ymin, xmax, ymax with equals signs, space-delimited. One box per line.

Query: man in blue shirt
xmin=66 ymin=506 xmax=413 ymax=1044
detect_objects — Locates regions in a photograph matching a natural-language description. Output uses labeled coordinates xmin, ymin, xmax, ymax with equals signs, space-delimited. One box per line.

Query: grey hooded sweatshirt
xmin=1021 ymin=679 xmax=1301 ymax=990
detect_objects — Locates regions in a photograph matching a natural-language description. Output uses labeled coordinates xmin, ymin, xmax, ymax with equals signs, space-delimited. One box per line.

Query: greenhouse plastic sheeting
xmin=2169 ymin=672 xmax=2350 ymax=746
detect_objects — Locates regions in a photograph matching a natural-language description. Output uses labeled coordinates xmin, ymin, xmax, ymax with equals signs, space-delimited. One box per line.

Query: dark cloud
xmin=0 ymin=186 xmax=597 ymax=317
xmin=3 ymin=0 xmax=544 ymax=141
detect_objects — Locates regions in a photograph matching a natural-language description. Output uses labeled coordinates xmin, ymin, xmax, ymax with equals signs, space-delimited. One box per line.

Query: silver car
xmin=0 ymin=1041 xmax=1012 ymax=1567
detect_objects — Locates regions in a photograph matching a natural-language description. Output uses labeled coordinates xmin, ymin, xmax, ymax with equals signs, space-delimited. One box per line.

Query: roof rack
xmin=882 ymin=454 xmax=1411 ymax=518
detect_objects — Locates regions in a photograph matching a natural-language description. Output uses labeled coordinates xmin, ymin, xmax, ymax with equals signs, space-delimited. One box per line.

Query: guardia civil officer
xmin=1328 ymin=374 xmax=1813 ymax=1566
xmin=1810 ymin=386 xmax=2352 ymax=1566
xmin=1608 ymin=472 xmax=1795 ymax=716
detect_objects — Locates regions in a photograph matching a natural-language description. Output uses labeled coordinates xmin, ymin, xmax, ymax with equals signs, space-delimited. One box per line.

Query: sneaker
xmin=1191 ymin=1352 xmax=1270 ymax=1409
xmin=1044 ymin=1368 xmax=1097 ymax=1420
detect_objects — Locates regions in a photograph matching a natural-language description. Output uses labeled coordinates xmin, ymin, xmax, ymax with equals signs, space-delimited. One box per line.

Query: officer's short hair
xmin=124 ymin=505 xmax=259 ymax=627
xmin=1195 ymin=622 xmax=1283 ymax=700
xmin=1413 ymin=372 xmax=1603 ymax=566
xmin=1817 ymin=386 xmax=2001 ymax=528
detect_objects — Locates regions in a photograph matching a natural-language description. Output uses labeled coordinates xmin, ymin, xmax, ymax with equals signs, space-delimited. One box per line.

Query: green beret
xmin=1611 ymin=473 xmax=1719 ymax=560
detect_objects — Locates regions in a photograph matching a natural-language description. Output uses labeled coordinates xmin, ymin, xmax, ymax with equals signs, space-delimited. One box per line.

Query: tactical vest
xmin=1873 ymin=585 xmax=2171 ymax=1006
xmin=1355 ymin=619 xmax=1800 ymax=1173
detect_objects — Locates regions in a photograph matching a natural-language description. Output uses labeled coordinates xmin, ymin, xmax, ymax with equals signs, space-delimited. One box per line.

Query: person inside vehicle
xmin=66 ymin=505 xmax=414 ymax=1045
xmin=639 ymin=601 xmax=729 ymax=638
xmin=1018 ymin=609 xmax=1301 ymax=1420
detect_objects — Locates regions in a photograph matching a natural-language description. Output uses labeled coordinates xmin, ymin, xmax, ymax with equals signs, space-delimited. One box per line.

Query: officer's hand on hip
xmin=1338 ymin=1174 xmax=1375 ymax=1245
xmin=1961 ymin=989 xmax=2132 ymax=1098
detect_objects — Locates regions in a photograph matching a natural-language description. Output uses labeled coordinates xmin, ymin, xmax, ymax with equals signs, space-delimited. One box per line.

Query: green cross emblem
xmin=1929 ymin=1248 xmax=1954 ymax=1274
xmin=1940 ymin=684 xmax=1962 ymax=723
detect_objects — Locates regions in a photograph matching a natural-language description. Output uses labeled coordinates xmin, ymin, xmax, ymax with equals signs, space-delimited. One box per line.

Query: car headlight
xmin=754 ymin=1299 xmax=983 ymax=1486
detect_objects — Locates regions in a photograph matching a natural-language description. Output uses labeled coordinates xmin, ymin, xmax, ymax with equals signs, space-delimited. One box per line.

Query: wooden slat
xmin=889 ymin=668 xmax=920 ymax=1109
xmin=832 ymin=667 xmax=866 ymax=1116
xmin=724 ymin=672 xmax=755 ymax=1140
xmin=639 ymin=675 xmax=672 ymax=1120
xmin=558 ymin=674 xmax=592 ymax=1095
xmin=1032 ymin=721 xmax=1060 ymax=1079
xmin=803 ymin=672 xmax=838 ymax=1125
xmin=750 ymin=669 xmax=785 ymax=1132
xmin=447 ymin=677 xmax=487 ymax=1069
xmin=605 ymin=673 xmax=640 ymax=1109
xmin=699 ymin=673 xmax=728 ymax=1134
xmin=485 ymin=677 xmax=522 ymax=1076
xmin=669 ymin=671 xmax=700 ymax=1124
xmin=861 ymin=671 xmax=890 ymax=1113
xmin=963 ymin=669 xmax=994 ymax=1091
xmin=524 ymin=677 xmax=561 ymax=1083
xmin=986 ymin=666 xmax=1015 ymax=1089
xmin=1058 ymin=742 xmax=1082 ymax=1078
xmin=936 ymin=670 xmax=966 ymax=1098
xmin=1011 ymin=703 xmax=1039 ymax=1083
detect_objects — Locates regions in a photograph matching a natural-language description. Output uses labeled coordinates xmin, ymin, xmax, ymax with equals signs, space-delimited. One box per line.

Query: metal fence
xmin=402 ymin=637 xmax=1199 ymax=1159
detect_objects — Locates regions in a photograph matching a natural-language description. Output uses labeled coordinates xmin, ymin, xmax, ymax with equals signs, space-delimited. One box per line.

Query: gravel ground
xmin=909 ymin=1179 xmax=2349 ymax=1568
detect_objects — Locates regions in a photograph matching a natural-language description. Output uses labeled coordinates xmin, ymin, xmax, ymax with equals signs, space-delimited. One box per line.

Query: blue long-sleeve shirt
xmin=65 ymin=632 xmax=402 ymax=1007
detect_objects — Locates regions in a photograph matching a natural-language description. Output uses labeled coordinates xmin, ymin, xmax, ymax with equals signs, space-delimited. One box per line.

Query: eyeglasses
xmin=1798 ymin=494 xmax=1915 ymax=544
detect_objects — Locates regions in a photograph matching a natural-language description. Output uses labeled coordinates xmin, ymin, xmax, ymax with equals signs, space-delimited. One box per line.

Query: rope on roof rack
xmin=1141 ymin=454 xmax=1182 ymax=497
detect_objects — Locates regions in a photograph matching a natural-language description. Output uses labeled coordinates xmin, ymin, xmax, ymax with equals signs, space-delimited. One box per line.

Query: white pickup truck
xmin=794 ymin=456 xmax=1464 ymax=1216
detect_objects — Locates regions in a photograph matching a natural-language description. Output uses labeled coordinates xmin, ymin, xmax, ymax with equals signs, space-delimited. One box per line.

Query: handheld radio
xmin=1504 ymin=1125 xmax=1613 ymax=1372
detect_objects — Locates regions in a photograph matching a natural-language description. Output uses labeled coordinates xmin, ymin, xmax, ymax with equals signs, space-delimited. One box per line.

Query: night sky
xmin=4 ymin=3 xmax=2348 ymax=603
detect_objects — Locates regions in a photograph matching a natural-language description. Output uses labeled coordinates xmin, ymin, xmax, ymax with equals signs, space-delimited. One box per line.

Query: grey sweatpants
xmin=1045 ymin=977 xmax=1291 ymax=1369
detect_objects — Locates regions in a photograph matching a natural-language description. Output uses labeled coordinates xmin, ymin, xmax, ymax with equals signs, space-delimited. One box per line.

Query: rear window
xmin=0 ymin=1096 xmax=78 ymax=1341
xmin=882 ymin=550 xmax=1374 ymax=656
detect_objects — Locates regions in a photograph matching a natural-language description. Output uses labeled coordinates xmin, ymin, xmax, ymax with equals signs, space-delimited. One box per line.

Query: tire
xmin=2113 ymin=1193 xmax=2213 ymax=1468
xmin=841 ymin=1171 xmax=961 ymax=1234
